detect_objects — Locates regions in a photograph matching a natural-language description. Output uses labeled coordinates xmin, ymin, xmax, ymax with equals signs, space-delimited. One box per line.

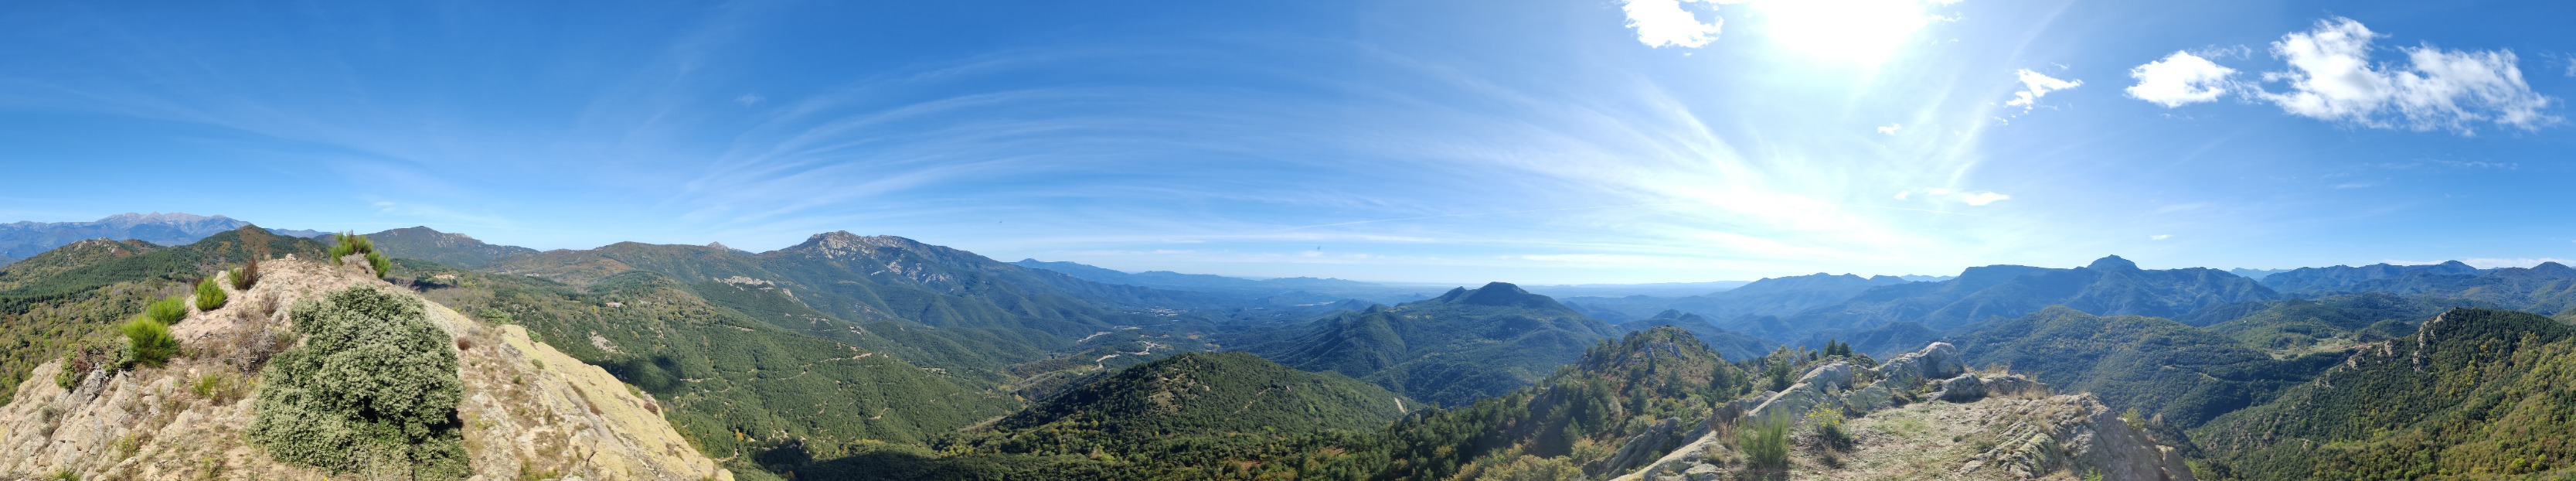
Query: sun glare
xmin=1752 ymin=0 xmax=1940 ymax=65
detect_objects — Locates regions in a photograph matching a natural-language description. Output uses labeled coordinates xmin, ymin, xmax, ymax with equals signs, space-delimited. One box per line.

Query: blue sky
xmin=2 ymin=1 xmax=2571 ymax=284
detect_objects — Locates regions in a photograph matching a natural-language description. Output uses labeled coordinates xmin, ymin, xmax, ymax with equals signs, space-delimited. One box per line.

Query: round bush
xmin=248 ymin=287 xmax=467 ymax=479
xmin=121 ymin=317 xmax=178 ymax=368
xmin=195 ymin=278 xmax=229 ymax=311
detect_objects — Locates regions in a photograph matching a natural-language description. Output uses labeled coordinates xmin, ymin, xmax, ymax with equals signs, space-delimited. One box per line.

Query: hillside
xmin=1943 ymin=306 xmax=2339 ymax=428
xmin=358 ymin=226 xmax=539 ymax=268
xmin=2195 ymin=308 xmax=2576 ymax=479
xmin=404 ymin=262 xmax=1019 ymax=472
xmin=1563 ymin=272 xmax=1912 ymax=322
xmin=1011 ymin=258 xmax=1434 ymax=303
xmin=2266 ymin=261 xmax=2576 ymax=316
xmin=0 ymin=257 xmax=728 ymax=479
xmin=1240 ymin=281 xmax=1623 ymax=405
xmin=2258 ymin=261 xmax=2482 ymax=295
xmin=2195 ymin=292 xmax=2481 ymax=357
xmin=0 ymin=227 xmax=326 ymax=404
xmin=802 ymin=352 xmax=1412 ymax=479
xmin=1614 ymin=309 xmax=1778 ymax=360
xmin=1773 ymin=255 xmax=2276 ymax=340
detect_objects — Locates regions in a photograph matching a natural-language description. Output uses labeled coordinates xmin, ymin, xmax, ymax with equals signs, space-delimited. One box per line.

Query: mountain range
xmin=6 ymin=213 xmax=2574 ymax=479
xmin=0 ymin=212 xmax=325 ymax=263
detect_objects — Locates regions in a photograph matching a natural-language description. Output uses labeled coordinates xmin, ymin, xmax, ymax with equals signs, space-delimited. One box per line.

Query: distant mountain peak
xmin=97 ymin=212 xmax=226 ymax=225
xmin=2087 ymin=255 xmax=2139 ymax=271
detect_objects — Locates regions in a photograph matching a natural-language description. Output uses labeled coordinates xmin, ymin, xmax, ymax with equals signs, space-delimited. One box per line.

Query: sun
xmin=1751 ymin=0 xmax=1942 ymax=65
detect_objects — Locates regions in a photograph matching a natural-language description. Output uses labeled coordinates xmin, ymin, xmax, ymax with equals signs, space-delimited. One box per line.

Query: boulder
xmin=1872 ymin=342 xmax=1963 ymax=386
xmin=1979 ymin=374 xmax=2045 ymax=398
xmin=1937 ymin=374 xmax=1986 ymax=402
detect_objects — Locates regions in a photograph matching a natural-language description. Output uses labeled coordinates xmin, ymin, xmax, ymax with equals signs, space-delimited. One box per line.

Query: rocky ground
xmin=0 ymin=256 xmax=730 ymax=480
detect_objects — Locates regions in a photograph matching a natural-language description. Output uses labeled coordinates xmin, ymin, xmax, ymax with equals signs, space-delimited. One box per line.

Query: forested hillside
xmin=1944 ymin=306 xmax=2340 ymax=428
xmin=1240 ymin=281 xmax=1624 ymax=405
xmin=2194 ymin=308 xmax=2576 ymax=479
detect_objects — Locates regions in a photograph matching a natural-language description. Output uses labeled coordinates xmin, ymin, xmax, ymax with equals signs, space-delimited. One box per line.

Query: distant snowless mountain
xmin=0 ymin=212 xmax=325 ymax=264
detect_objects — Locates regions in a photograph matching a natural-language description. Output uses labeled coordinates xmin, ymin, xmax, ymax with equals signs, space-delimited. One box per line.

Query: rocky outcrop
xmin=0 ymin=258 xmax=731 ymax=480
xmin=1614 ymin=342 xmax=2192 ymax=481
xmin=1955 ymin=393 xmax=2192 ymax=481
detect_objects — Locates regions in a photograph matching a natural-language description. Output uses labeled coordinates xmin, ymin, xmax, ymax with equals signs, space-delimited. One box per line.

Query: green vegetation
xmin=808 ymin=352 xmax=1411 ymax=479
xmin=0 ymin=227 xmax=321 ymax=404
xmin=1777 ymin=256 xmax=2277 ymax=338
xmin=247 ymin=287 xmax=468 ymax=479
xmin=144 ymin=295 xmax=186 ymax=324
xmin=228 ymin=257 xmax=259 ymax=290
xmin=791 ymin=326 xmax=1758 ymax=480
xmin=1740 ymin=416 xmax=1792 ymax=472
xmin=403 ymin=264 xmax=1016 ymax=474
xmin=1241 ymin=282 xmax=1624 ymax=406
xmin=328 ymin=231 xmax=393 ymax=276
xmin=119 ymin=316 xmax=178 ymax=368
xmin=2196 ymin=292 xmax=2473 ymax=356
xmin=193 ymin=278 xmax=226 ymax=311
xmin=1945 ymin=306 xmax=2339 ymax=428
xmin=2195 ymin=308 xmax=2576 ymax=479
xmin=1805 ymin=404 xmax=1849 ymax=450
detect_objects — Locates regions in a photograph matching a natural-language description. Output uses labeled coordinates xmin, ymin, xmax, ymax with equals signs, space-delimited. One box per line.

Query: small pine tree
xmin=230 ymin=258 xmax=260 ymax=290
xmin=143 ymin=296 xmax=188 ymax=325
xmin=122 ymin=317 xmax=178 ymax=368
xmin=328 ymin=231 xmax=393 ymax=277
xmin=195 ymin=278 xmax=228 ymax=311
xmin=1740 ymin=417 xmax=1791 ymax=472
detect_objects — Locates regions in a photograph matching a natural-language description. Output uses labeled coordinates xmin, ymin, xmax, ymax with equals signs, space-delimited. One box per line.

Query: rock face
xmin=0 ymin=258 xmax=731 ymax=480
xmin=1938 ymin=374 xmax=1988 ymax=402
xmin=1614 ymin=342 xmax=2193 ymax=481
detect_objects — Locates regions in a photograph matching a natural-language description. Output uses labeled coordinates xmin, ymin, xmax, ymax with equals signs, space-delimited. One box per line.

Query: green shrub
xmin=1806 ymin=404 xmax=1850 ymax=450
xmin=121 ymin=317 xmax=178 ymax=368
xmin=230 ymin=258 xmax=260 ymax=290
xmin=144 ymin=296 xmax=187 ymax=325
xmin=1740 ymin=417 xmax=1791 ymax=472
xmin=194 ymin=278 xmax=228 ymax=311
xmin=328 ymin=232 xmax=393 ymax=277
xmin=247 ymin=287 xmax=466 ymax=479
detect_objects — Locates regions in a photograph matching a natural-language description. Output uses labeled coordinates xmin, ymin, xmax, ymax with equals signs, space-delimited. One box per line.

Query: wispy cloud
xmin=2149 ymin=234 xmax=2172 ymax=240
xmin=1876 ymin=123 xmax=1901 ymax=135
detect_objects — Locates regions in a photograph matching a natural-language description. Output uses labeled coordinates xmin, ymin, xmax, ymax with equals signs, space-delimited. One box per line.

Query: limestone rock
xmin=1938 ymin=374 xmax=1987 ymax=402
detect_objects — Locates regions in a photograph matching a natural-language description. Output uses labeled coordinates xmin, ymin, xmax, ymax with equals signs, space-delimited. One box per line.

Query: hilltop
xmin=0 ymin=255 xmax=727 ymax=479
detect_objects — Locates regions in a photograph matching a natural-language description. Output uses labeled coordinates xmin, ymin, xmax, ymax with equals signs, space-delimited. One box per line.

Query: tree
xmin=248 ymin=287 xmax=466 ymax=479
xmin=195 ymin=277 xmax=228 ymax=311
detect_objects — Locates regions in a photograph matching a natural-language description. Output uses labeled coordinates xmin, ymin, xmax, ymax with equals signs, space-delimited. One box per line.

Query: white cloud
xmin=2149 ymin=234 xmax=2172 ymax=240
xmin=1876 ymin=123 xmax=1901 ymax=135
xmin=2254 ymin=17 xmax=2557 ymax=133
xmin=2333 ymin=182 xmax=2374 ymax=189
xmin=2126 ymin=51 xmax=2236 ymax=107
xmin=1622 ymin=0 xmax=1722 ymax=49
xmin=735 ymin=94 xmax=764 ymax=106
xmin=1894 ymin=189 xmax=2009 ymax=206
xmin=1957 ymin=191 xmax=2010 ymax=206
xmin=2006 ymin=69 xmax=2081 ymax=110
